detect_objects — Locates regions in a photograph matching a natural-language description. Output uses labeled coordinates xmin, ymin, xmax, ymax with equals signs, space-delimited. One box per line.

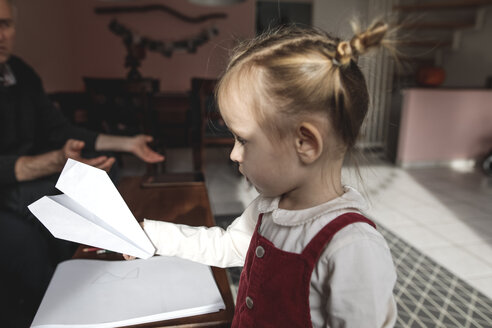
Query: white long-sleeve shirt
xmin=143 ymin=186 xmax=397 ymax=327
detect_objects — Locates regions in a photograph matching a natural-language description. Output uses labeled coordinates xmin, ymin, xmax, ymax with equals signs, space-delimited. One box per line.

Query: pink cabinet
xmin=397 ymin=89 xmax=492 ymax=166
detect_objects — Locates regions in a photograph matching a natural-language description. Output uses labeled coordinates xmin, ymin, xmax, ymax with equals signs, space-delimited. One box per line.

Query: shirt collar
xmin=0 ymin=63 xmax=17 ymax=87
xmin=256 ymin=186 xmax=369 ymax=226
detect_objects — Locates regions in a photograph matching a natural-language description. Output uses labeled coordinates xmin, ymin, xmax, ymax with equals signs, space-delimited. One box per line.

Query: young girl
xmin=133 ymin=21 xmax=397 ymax=327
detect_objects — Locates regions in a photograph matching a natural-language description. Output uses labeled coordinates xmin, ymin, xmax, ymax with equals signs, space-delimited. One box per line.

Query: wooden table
xmin=74 ymin=176 xmax=235 ymax=328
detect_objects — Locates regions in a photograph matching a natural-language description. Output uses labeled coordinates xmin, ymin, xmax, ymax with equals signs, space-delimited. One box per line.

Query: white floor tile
xmin=436 ymin=200 xmax=490 ymax=219
xmin=462 ymin=242 xmax=492 ymax=266
xmin=467 ymin=275 xmax=492 ymax=300
xmin=367 ymin=206 xmax=417 ymax=229
xmin=380 ymin=193 xmax=433 ymax=210
xmin=400 ymin=205 xmax=463 ymax=226
xmin=427 ymin=221 xmax=492 ymax=245
xmin=424 ymin=246 xmax=492 ymax=279
xmin=389 ymin=225 xmax=451 ymax=250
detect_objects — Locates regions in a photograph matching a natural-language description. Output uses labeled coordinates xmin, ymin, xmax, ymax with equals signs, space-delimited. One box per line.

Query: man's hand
xmin=61 ymin=139 xmax=115 ymax=171
xmin=14 ymin=138 xmax=115 ymax=182
xmin=127 ymin=135 xmax=165 ymax=163
xmin=95 ymin=134 xmax=165 ymax=164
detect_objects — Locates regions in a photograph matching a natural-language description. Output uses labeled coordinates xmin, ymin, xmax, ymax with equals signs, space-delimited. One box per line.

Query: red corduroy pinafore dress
xmin=232 ymin=212 xmax=376 ymax=327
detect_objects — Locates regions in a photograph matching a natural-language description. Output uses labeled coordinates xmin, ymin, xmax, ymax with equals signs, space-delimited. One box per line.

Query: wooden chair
xmin=83 ymin=77 xmax=207 ymax=186
xmin=140 ymin=82 xmax=210 ymax=187
xmin=84 ymin=77 xmax=164 ymax=175
xmin=190 ymin=78 xmax=234 ymax=172
xmin=83 ymin=78 xmax=160 ymax=138
xmin=49 ymin=91 xmax=90 ymax=128
xmin=140 ymin=90 xmax=206 ymax=187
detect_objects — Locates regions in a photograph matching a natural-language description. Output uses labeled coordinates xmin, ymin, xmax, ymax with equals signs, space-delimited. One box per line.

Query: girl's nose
xmin=230 ymin=143 xmax=242 ymax=164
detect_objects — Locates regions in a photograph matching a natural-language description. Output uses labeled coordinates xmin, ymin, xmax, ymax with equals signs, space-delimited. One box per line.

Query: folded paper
xmin=28 ymin=159 xmax=155 ymax=259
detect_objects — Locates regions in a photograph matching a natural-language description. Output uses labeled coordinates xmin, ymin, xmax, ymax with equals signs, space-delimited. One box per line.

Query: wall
xmin=13 ymin=0 xmax=255 ymax=92
xmin=442 ymin=8 xmax=492 ymax=88
xmin=397 ymin=89 xmax=492 ymax=166
xmin=312 ymin=0 xmax=366 ymax=38
xmin=313 ymin=1 xmax=492 ymax=163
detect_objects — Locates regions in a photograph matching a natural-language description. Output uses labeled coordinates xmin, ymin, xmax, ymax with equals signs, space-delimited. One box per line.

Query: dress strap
xmin=255 ymin=213 xmax=264 ymax=232
xmin=302 ymin=212 xmax=376 ymax=265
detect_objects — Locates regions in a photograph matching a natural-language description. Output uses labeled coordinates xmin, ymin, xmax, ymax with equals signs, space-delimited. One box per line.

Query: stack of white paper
xmin=28 ymin=159 xmax=155 ymax=259
xmin=31 ymin=256 xmax=226 ymax=328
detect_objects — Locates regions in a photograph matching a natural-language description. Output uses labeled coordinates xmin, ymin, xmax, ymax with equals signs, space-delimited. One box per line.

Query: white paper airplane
xmin=28 ymin=159 xmax=155 ymax=259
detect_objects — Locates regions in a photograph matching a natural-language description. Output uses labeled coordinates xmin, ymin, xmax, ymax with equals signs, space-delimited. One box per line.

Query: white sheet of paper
xmin=28 ymin=159 xmax=155 ymax=259
xmin=31 ymin=256 xmax=226 ymax=328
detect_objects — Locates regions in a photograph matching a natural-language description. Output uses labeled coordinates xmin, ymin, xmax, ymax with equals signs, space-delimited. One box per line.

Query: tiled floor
xmin=357 ymin=163 xmax=492 ymax=301
xmin=381 ymin=220 xmax=492 ymax=327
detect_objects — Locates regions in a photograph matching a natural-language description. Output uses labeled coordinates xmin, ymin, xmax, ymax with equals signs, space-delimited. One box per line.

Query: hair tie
xmin=332 ymin=58 xmax=341 ymax=67
xmin=335 ymin=41 xmax=354 ymax=67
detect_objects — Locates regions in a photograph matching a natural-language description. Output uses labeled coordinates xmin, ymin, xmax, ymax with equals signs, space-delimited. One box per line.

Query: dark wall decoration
xmin=94 ymin=4 xmax=227 ymax=80
xmin=94 ymin=4 xmax=227 ymax=23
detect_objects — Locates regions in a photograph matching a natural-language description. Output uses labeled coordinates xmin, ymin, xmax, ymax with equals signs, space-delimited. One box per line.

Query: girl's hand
xmin=123 ymin=221 xmax=146 ymax=260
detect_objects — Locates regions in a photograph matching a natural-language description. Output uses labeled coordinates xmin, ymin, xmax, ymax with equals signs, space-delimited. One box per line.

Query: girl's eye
xmin=235 ymin=136 xmax=246 ymax=145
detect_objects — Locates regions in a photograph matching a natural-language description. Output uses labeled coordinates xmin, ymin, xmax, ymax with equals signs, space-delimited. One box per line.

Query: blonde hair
xmin=217 ymin=21 xmax=390 ymax=154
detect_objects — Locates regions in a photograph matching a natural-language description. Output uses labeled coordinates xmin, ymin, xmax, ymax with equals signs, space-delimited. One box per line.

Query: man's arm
xmin=95 ymin=134 xmax=164 ymax=163
xmin=14 ymin=150 xmax=65 ymax=182
xmin=14 ymin=134 xmax=164 ymax=182
xmin=14 ymin=140 xmax=115 ymax=182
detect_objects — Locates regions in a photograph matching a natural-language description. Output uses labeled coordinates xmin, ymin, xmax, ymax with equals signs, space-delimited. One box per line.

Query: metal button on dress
xmin=255 ymin=245 xmax=265 ymax=258
xmin=246 ymin=296 xmax=254 ymax=309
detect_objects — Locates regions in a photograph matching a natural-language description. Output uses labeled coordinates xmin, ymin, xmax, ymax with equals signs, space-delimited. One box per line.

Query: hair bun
xmin=334 ymin=21 xmax=389 ymax=67
xmin=351 ymin=21 xmax=388 ymax=55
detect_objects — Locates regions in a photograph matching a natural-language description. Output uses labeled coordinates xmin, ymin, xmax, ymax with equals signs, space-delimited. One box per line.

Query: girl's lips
xmin=238 ymin=167 xmax=250 ymax=184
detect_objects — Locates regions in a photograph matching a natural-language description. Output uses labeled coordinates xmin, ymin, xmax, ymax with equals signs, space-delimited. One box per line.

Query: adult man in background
xmin=0 ymin=0 xmax=164 ymax=325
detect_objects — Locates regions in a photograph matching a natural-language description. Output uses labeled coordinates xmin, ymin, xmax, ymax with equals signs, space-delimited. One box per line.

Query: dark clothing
xmin=0 ymin=56 xmax=98 ymax=327
xmin=0 ymin=55 xmax=98 ymax=186
xmin=232 ymin=213 xmax=376 ymax=327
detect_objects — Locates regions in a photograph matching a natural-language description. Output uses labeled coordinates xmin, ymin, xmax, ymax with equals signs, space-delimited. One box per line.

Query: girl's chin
xmin=243 ymin=176 xmax=260 ymax=193
xmin=244 ymin=176 xmax=253 ymax=187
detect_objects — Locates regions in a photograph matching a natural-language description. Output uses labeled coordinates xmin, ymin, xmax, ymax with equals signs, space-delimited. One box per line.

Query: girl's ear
xmin=295 ymin=122 xmax=323 ymax=164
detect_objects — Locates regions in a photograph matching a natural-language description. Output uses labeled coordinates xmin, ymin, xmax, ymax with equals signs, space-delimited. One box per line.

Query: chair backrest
xmin=49 ymin=91 xmax=89 ymax=127
xmin=190 ymin=78 xmax=235 ymax=172
xmin=83 ymin=78 xmax=159 ymax=137
xmin=190 ymin=78 xmax=215 ymax=171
